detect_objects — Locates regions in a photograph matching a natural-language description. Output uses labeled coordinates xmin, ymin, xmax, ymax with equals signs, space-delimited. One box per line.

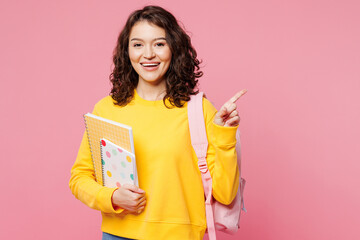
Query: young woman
xmin=69 ymin=5 xmax=246 ymax=240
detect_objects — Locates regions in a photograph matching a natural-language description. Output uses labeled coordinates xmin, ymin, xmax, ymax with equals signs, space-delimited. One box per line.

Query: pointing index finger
xmin=228 ymin=89 xmax=248 ymax=104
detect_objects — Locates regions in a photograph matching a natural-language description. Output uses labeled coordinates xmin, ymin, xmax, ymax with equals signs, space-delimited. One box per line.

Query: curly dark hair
xmin=109 ymin=5 xmax=203 ymax=108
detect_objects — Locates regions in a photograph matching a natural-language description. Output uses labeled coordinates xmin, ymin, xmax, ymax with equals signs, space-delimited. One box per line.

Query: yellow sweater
xmin=69 ymin=89 xmax=239 ymax=240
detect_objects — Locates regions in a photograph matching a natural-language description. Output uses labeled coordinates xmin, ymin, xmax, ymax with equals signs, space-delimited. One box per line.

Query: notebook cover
xmin=100 ymin=138 xmax=138 ymax=188
xmin=83 ymin=113 xmax=135 ymax=186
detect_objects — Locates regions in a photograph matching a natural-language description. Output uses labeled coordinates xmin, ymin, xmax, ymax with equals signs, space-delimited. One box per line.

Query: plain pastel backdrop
xmin=0 ymin=0 xmax=359 ymax=239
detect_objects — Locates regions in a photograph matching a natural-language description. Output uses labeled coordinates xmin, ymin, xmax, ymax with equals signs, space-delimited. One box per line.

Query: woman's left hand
xmin=213 ymin=89 xmax=247 ymax=127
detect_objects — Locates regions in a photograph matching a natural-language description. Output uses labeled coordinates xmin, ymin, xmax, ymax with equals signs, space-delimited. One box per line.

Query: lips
xmin=140 ymin=62 xmax=160 ymax=67
xmin=140 ymin=62 xmax=160 ymax=71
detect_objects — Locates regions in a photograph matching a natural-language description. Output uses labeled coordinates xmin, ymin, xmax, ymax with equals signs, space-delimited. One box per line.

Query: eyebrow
xmin=130 ymin=37 xmax=167 ymax=41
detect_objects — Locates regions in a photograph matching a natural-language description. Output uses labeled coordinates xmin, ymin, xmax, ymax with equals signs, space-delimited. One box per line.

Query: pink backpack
xmin=188 ymin=92 xmax=246 ymax=240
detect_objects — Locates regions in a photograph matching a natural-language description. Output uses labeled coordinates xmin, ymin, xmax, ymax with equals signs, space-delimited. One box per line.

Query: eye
xmin=133 ymin=43 xmax=142 ymax=47
xmin=155 ymin=42 xmax=165 ymax=47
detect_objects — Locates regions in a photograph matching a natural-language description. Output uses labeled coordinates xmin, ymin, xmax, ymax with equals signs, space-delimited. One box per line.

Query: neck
xmin=136 ymin=81 xmax=166 ymax=101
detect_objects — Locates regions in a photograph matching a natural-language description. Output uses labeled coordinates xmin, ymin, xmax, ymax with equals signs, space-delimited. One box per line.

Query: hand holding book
xmin=111 ymin=184 xmax=146 ymax=214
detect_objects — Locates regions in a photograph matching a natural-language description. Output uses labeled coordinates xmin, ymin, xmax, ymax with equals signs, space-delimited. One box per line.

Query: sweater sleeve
xmin=68 ymin=102 xmax=124 ymax=214
xmin=203 ymin=97 xmax=240 ymax=205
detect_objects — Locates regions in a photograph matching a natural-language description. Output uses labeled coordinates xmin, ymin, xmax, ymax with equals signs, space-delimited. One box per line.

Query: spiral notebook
xmin=83 ymin=113 xmax=137 ymax=186
xmin=100 ymin=138 xmax=138 ymax=187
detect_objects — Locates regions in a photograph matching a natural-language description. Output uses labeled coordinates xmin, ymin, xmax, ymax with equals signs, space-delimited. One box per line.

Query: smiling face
xmin=128 ymin=21 xmax=172 ymax=87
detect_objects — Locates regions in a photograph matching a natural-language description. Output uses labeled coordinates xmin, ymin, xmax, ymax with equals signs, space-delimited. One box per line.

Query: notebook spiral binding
xmin=83 ymin=114 xmax=103 ymax=185
xmin=99 ymin=139 xmax=106 ymax=186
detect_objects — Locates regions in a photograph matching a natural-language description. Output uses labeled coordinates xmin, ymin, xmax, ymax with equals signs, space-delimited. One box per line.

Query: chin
xmin=139 ymin=75 xmax=165 ymax=83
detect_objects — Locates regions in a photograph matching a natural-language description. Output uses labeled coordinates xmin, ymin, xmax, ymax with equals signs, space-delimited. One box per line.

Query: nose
xmin=143 ymin=45 xmax=155 ymax=59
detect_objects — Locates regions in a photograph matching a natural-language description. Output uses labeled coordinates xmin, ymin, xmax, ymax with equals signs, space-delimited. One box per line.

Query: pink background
xmin=1 ymin=0 xmax=359 ymax=239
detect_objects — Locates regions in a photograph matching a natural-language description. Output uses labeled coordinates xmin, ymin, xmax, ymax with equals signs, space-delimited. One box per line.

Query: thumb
xmin=125 ymin=184 xmax=145 ymax=194
xmin=218 ymin=105 xmax=229 ymax=118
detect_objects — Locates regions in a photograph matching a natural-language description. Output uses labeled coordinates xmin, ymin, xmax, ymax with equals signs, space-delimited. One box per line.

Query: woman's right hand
xmin=111 ymin=184 xmax=147 ymax=214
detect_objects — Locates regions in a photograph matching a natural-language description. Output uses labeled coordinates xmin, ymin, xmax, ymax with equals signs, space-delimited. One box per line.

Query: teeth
xmin=142 ymin=63 xmax=159 ymax=67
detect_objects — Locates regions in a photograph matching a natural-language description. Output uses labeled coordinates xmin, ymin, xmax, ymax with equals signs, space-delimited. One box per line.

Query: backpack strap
xmin=236 ymin=130 xmax=247 ymax=213
xmin=188 ymin=92 xmax=217 ymax=240
xmin=188 ymin=92 xmax=208 ymax=173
